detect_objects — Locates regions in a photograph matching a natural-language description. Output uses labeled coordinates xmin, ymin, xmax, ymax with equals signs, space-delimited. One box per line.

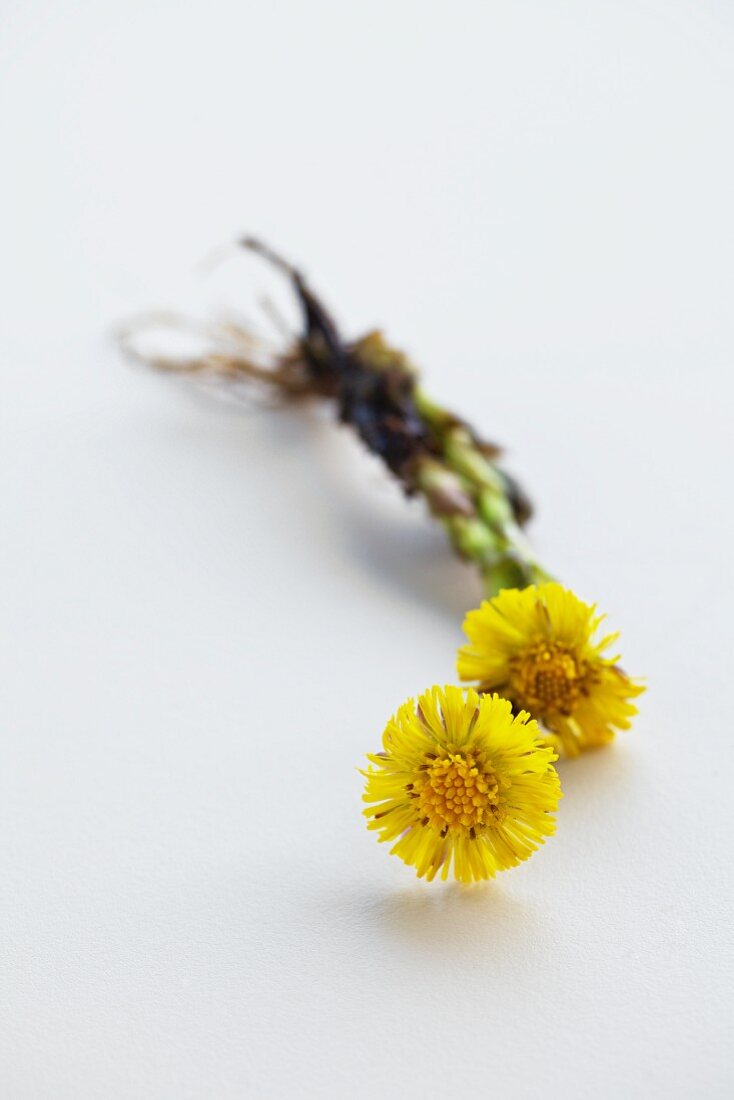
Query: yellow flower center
xmin=417 ymin=752 xmax=499 ymax=833
xmin=509 ymin=641 xmax=586 ymax=717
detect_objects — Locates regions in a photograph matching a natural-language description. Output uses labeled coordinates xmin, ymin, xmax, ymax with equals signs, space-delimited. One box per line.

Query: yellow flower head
xmin=457 ymin=582 xmax=644 ymax=756
xmin=363 ymin=685 xmax=561 ymax=883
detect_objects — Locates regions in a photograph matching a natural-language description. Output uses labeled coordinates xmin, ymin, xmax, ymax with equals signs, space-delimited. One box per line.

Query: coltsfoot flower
xmin=363 ymin=685 xmax=561 ymax=883
xmin=457 ymin=582 xmax=644 ymax=756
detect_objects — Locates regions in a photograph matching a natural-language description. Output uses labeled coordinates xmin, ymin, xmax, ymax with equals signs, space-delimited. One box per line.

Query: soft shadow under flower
xmin=366 ymin=880 xmax=548 ymax=962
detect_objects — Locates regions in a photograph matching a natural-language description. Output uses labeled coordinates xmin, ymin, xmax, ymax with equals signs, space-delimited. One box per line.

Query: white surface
xmin=2 ymin=2 xmax=733 ymax=1097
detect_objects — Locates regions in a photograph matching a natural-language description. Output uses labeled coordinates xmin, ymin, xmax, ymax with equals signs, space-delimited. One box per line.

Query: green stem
xmin=413 ymin=387 xmax=551 ymax=597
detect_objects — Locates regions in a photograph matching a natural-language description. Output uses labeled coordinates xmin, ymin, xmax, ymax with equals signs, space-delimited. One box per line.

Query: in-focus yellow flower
xmin=457 ymin=582 xmax=644 ymax=756
xmin=363 ymin=685 xmax=561 ymax=883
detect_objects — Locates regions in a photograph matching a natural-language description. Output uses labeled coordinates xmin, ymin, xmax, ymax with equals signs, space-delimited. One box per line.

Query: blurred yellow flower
xmin=363 ymin=685 xmax=561 ymax=883
xmin=457 ymin=582 xmax=644 ymax=756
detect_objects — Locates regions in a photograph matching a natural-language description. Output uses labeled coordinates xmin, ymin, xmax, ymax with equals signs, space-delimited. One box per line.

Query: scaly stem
xmin=410 ymin=389 xmax=550 ymax=595
xmin=124 ymin=241 xmax=552 ymax=598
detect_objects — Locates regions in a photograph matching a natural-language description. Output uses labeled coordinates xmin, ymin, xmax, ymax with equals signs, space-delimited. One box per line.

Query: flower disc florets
xmin=417 ymin=750 xmax=500 ymax=832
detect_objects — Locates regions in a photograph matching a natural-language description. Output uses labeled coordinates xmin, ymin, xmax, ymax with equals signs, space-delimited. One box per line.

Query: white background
xmin=1 ymin=2 xmax=733 ymax=1097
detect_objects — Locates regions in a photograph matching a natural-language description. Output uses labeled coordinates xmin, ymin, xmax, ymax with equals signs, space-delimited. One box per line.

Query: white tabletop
xmin=2 ymin=2 xmax=733 ymax=1097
